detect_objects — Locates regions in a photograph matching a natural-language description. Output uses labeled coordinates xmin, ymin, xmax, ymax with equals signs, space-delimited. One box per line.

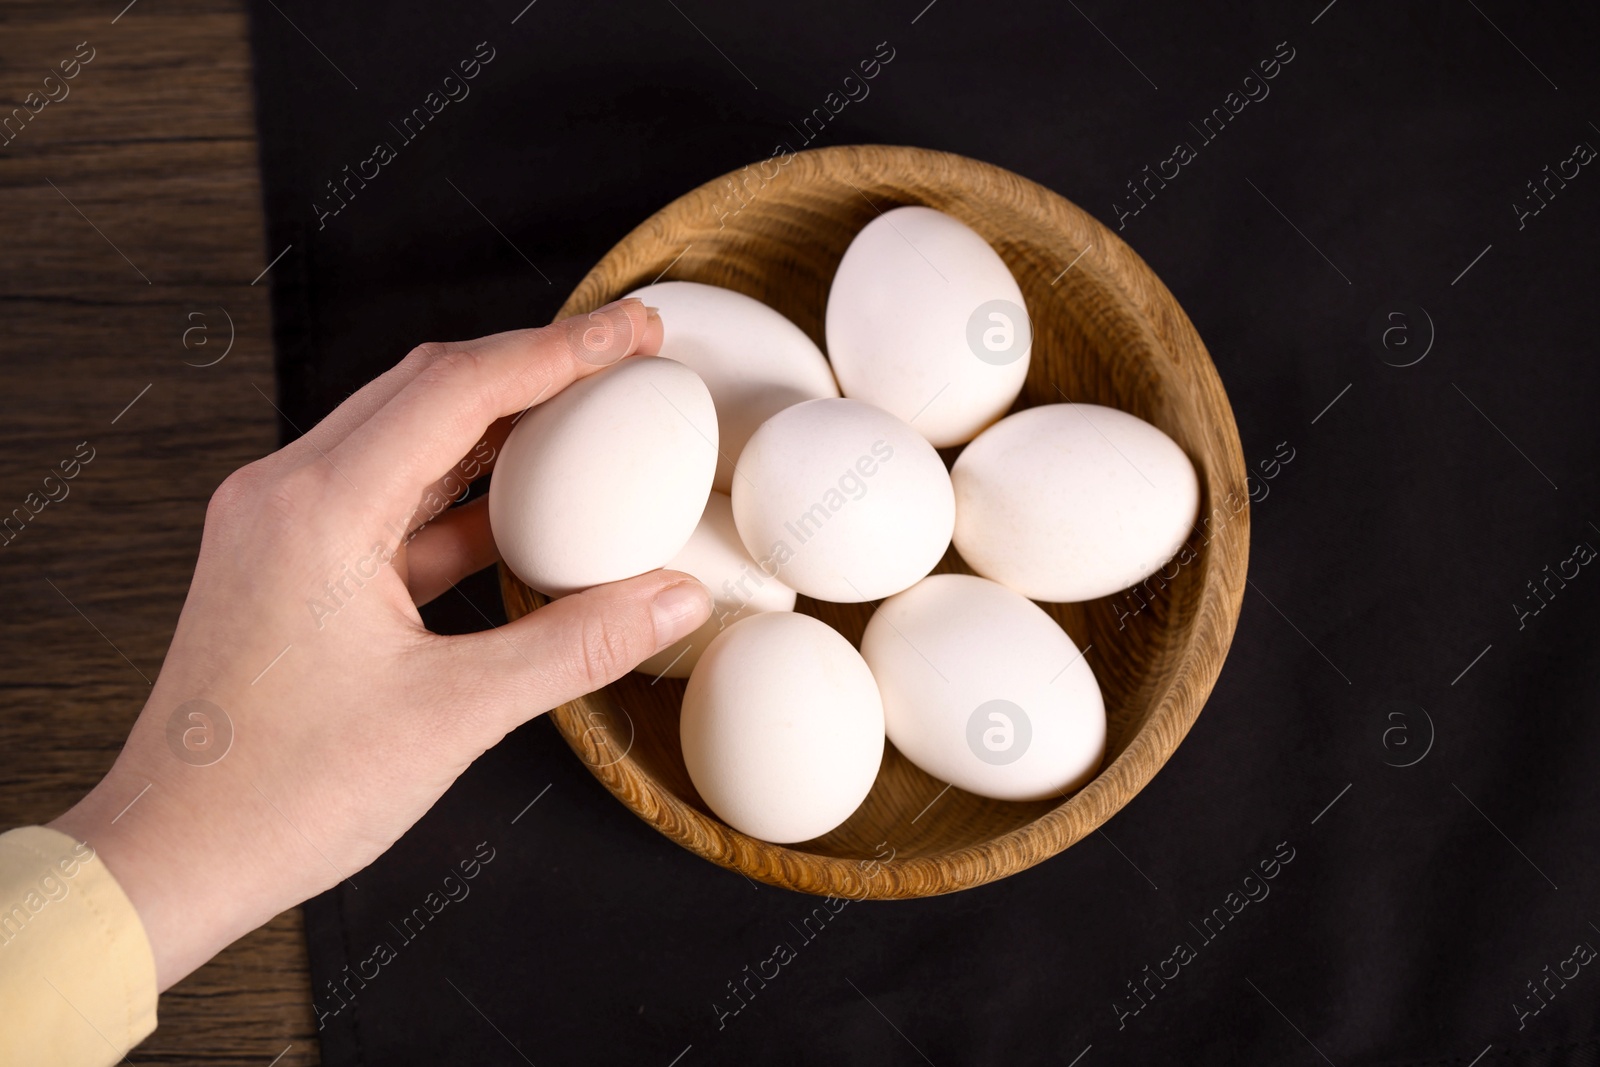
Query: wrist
xmin=49 ymin=760 xmax=250 ymax=991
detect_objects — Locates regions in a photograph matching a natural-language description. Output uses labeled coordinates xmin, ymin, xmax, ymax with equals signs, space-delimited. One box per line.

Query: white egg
xmin=861 ymin=574 xmax=1105 ymax=802
xmin=635 ymin=491 xmax=797 ymax=679
xmin=952 ymin=404 xmax=1200 ymax=603
xmin=489 ymin=356 xmax=717 ymax=597
xmin=731 ymin=397 xmax=954 ymax=603
xmin=624 ymin=281 xmax=839 ymax=493
xmin=681 ymin=612 xmax=885 ymax=843
xmin=825 ymin=205 xmax=1031 ymax=448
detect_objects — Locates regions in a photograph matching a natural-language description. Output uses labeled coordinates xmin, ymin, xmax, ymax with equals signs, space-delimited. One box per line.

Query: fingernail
xmin=643 ymin=305 xmax=660 ymax=315
xmin=651 ymin=580 xmax=711 ymax=648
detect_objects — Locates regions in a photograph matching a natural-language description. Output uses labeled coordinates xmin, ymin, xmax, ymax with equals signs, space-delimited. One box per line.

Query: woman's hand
xmin=49 ymin=298 xmax=712 ymax=990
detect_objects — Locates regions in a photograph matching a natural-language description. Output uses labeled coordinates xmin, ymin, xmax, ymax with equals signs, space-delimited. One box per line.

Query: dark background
xmin=245 ymin=1 xmax=1600 ymax=1064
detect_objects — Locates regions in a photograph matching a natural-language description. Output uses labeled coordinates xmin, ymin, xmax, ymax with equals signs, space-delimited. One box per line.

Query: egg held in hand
xmin=826 ymin=205 xmax=1031 ymax=448
xmin=623 ymin=280 xmax=839 ymax=495
xmin=635 ymin=491 xmax=797 ymax=680
xmin=731 ymin=397 xmax=954 ymax=603
xmin=680 ymin=612 xmax=885 ymax=844
xmin=488 ymin=356 xmax=718 ymax=598
xmin=861 ymin=573 xmax=1105 ymax=802
xmin=952 ymin=403 xmax=1200 ymax=603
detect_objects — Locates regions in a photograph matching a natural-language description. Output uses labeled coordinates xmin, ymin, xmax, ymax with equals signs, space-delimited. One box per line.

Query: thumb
xmin=463 ymin=569 xmax=712 ymax=727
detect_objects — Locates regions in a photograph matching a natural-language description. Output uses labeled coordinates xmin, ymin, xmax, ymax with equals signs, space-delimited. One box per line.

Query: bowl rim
xmin=498 ymin=142 xmax=1250 ymax=900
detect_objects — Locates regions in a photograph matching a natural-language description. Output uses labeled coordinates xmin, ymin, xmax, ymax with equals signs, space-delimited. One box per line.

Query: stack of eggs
xmin=489 ymin=207 xmax=1199 ymax=845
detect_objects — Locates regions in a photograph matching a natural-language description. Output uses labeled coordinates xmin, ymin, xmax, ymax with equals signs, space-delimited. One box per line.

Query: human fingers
xmin=328 ymin=298 xmax=661 ymax=525
xmin=401 ymin=496 xmax=499 ymax=606
xmin=273 ymin=342 xmax=455 ymax=466
xmin=435 ymin=569 xmax=709 ymax=737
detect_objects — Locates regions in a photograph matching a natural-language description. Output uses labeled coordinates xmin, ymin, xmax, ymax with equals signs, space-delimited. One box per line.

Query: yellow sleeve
xmin=0 ymin=826 xmax=158 ymax=1066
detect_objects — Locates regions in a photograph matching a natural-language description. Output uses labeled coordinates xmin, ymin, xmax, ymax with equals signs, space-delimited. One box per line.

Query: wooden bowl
xmin=499 ymin=144 xmax=1249 ymax=899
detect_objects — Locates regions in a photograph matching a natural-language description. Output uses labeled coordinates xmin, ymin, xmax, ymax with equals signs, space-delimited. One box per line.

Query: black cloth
xmin=245 ymin=1 xmax=1600 ymax=1063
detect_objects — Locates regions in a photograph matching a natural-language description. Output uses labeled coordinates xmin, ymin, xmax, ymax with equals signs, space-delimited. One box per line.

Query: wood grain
xmin=501 ymin=144 xmax=1251 ymax=900
xmin=0 ymin=1 xmax=318 ymax=1063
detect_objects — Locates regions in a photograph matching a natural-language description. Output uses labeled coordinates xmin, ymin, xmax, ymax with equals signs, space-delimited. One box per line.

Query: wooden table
xmin=0 ymin=1 xmax=319 ymax=1062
